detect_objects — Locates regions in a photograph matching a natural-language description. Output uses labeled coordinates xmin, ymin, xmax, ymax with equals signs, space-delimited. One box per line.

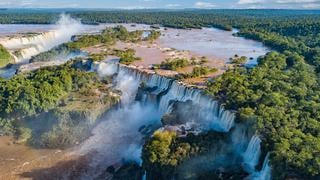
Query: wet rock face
xmin=195 ymin=168 xmax=249 ymax=180
xmin=161 ymin=100 xmax=195 ymax=126
xmin=71 ymin=59 xmax=93 ymax=71
xmin=113 ymin=162 xmax=144 ymax=180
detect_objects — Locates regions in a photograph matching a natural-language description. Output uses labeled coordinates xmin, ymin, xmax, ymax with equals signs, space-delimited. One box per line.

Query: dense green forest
xmin=0 ymin=62 xmax=119 ymax=147
xmin=0 ymin=9 xmax=320 ymax=179
xmin=206 ymin=52 xmax=320 ymax=179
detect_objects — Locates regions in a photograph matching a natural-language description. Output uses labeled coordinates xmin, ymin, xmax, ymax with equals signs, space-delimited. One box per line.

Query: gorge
xmin=0 ymin=13 xmax=281 ymax=180
xmin=68 ymin=59 xmax=271 ymax=179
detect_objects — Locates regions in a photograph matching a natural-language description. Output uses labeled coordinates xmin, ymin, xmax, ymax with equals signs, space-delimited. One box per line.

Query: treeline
xmin=2 ymin=9 xmax=320 ymax=67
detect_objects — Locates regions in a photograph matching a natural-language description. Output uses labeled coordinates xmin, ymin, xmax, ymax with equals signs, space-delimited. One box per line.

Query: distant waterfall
xmin=243 ymin=135 xmax=262 ymax=172
xmin=1 ymin=31 xmax=57 ymax=63
xmin=0 ymin=14 xmax=83 ymax=63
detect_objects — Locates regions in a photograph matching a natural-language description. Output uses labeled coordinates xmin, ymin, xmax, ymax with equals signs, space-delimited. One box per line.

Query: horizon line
xmin=1 ymin=8 xmax=320 ymax=11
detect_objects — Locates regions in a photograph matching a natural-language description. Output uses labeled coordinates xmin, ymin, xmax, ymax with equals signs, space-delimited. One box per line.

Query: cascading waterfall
xmin=0 ymin=14 xmax=83 ymax=63
xmin=231 ymin=124 xmax=250 ymax=153
xmin=250 ymin=153 xmax=272 ymax=180
xmin=89 ymin=60 xmax=271 ymax=179
xmin=243 ymin=135 xmax=262 ymax=172
xmin=94 ymin=61 xmax=235 ymax=132
xmin=114 ymin=69 xmax=140 ymax=105
xmin=0 ymin=31 xmax=56 ymax=49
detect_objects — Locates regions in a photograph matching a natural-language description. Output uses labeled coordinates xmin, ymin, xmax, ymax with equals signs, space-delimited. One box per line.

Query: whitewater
xmin=70 ymin=60 xmax=272 ymax=180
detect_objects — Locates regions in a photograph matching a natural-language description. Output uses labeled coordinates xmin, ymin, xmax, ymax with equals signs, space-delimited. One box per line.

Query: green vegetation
xmin=66 ymin=34 xmax=106 ymax=49
xmin=157 ymin=58 xmax=189 ymax=71
xmin=88 ymin=52 xmax=108 ymax=61
xmin=156 ymin=56 xmax=211 ymax=74
xmin=106 ymin=25 xmax=143 ymax=42
xmin=175 ymin=66 xmax=218 ymax=80
xmin=30 ymin=44 xmax=81 ymax=62
xmin=0 ymin=117 xmax=15 ymax=136
xmin=206 ymin=52 xmax=320 ymax=179
xmin=145 ymin=30 xmax=161 ymax=42
xmin=144 ymin=130 xmax=178 ymax=166
xmin=188 ymin=66 xmax=218 ymax=78
xmin=33 ymin=84 xmax=119 ymax=148
xmin=230 ymin=55 xmax=247 ymax=65
xmin=0 ymin=64 xmax=93 ymax=118
xmin=66 ymin=25 xmax=144 ymax=50
xmin=143 ymin=130 xmax=228 ymax=179
xmin=0 ymin=62 xmax=119 ymax=147
xmin=63 ymin=25 xmax=150 ymax=64
xmin=112 ymin=48 xmax=141 ymax=65
xmin=1 ymin=9 xmax=320 ymax=178
xmin=0 ymin=44 xmax=12 ymax=67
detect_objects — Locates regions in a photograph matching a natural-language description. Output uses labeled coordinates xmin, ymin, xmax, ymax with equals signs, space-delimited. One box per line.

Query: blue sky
xmin=0 ymin=0 xmax=320 ymax=9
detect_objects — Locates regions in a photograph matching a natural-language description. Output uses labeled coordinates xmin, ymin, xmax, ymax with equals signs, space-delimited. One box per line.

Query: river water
xmin=0 ymin=23 xmax=269 ymax=79
xmin=159 ymin=28 xmax=269 ymax=66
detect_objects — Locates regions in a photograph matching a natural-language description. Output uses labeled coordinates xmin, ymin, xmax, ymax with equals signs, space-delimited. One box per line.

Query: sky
xmin=0 ymin=0 xmax=320 ymax=9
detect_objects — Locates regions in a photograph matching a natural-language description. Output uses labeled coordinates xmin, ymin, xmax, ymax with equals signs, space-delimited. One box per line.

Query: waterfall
xmin=251 ymin=153 xmax=272 ymax=180
xmin=115 ymin=70 xmax=140 ymax=105
xmin=231 ymin=124 xmax=250 ymax=153
xmin=94 ymin=61 xmax=235 ymax=132
xmin=243 ymin=135 xmax=262 ymax=172
xmin=142 ymin=171 xmax=146 ymax=180
xmin=83 ymin=60 xmax=272 ymax=179
xmin=0 ymin=14 xmax=84 ymax=63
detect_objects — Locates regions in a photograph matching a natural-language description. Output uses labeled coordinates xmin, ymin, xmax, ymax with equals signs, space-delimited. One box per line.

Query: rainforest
xmin=0 ymin=8 xmax=319 ymax=180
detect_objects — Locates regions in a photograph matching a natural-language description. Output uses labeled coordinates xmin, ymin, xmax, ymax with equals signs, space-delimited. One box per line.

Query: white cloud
xmin=166 ymin=4 xmax=181 ymax=8
xmin=194 ymin=1 xmax=216 ymax=8
xmin=247 ymin=5 xmax=267 ymax=8
xmin=0 ymin=0 xmax=34 ymax=7
xmin=276 ymin=0 xmax=319 ymax=3
xmin=0 ymin=0 xmax=79 ymax=8
xmin=238 ymin=0 xmax=265 ymax=4
xmin=303 ymin=3 xmax=320 ymax=8
xmin=239 ymin=0 xmax=319 ymax=4
xmin=116 ymin=6 xmax=148 ymax=9
xmin=237 ymin=0 xmax=320 ymax=9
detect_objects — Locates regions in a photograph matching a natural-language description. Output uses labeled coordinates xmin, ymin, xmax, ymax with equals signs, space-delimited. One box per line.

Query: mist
xmin=0 ymin=14 xmax=84 ymax=63
xmin=71 ymin=60 xmax=269 ymax=179
xmin=74 ymin=65 xmax=161 ymax=177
